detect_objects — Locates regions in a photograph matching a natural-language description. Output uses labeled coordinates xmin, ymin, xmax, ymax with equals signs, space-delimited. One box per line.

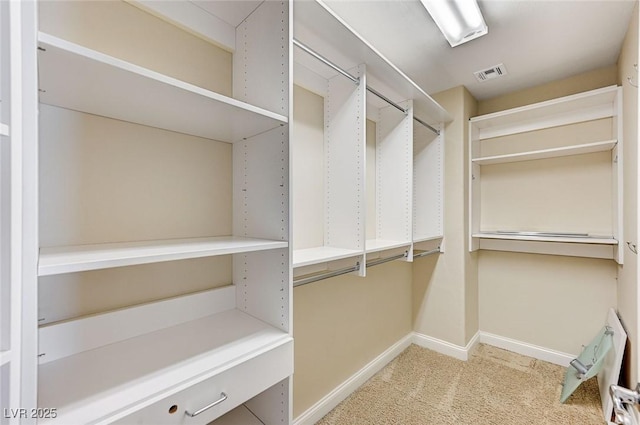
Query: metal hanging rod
xmin=293 ymin=262 xmax=361 ymax=287
xmin=413 ymin=247 xmax=441 ymax=259
xmin=413 ymin=116 xmax=440 ymax=136
xmin=294 ymin=38 xmax=441 ymax=137
xmin=365 ymin=87 xmax=440 ymax=136
xmin=366 ymin=86 xmax=405 ymax=115
xmin=293 ymin=39 xmax=360 ymax=85
xmin=366 ymin=251 xmax=408 ymax=268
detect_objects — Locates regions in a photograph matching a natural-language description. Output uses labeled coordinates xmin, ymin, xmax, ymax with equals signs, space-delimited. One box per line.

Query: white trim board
xmin=478 ymin=332 xmax=574 ymax=367
xmin=411 ymin=331 xmax=480 ymax=361
xmin=292 ymin=334 xmax=413 ymax=425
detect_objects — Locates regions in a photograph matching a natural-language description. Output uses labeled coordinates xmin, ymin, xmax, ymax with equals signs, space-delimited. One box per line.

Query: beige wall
xmin=476 ymin=71 xmax=621 ymax=356
xmin=39 ymin=0 xmax=232 ymax=96
xmin=293 ymin=262 xmax=412 ymax=417
xmin=478 ymin=65 xmax=618 ymax=115
xmin=413 ymin=86 xmax=478 ymax=347
xmin=479 ymin=252 xmax=617 ymax=354
xmin=617 ymin=1 xmax=639 ymax=386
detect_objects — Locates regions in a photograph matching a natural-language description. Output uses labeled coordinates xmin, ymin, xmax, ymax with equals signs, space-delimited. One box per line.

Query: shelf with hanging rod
xmin=293 ymin=249 xmax=414 ymax=287
xmin=293 ymin=38 xmax=441 ymax=135
xmin=292 ymin=0 xmax=448 ymax=273
xmin=366 ymin=251 xmax=408 ymax=268
xmin=413 ymin=247 xmax=441 ymax=259
xmin=293 ymin=262 xmax=361 ymax=287
xmin=469 ymin=85 xmax=623 ymax=262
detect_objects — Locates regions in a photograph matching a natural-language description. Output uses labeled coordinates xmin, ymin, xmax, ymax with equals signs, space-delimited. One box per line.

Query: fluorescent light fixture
xmin=421 ymin=0 xmax=488 ymax=47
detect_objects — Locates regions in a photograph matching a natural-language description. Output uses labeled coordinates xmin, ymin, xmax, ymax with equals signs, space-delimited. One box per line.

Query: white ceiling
xmin=322 ymin=0 xmax=636 ymax=100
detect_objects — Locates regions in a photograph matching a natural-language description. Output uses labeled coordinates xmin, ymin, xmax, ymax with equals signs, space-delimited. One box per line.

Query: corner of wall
xmin=412 ymin=86 xmax=480 ymax=348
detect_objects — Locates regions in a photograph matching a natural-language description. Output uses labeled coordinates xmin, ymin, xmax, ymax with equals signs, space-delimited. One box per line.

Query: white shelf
xmin=472 ymin=140 xmax=617 ymax=165
xmin=365 ymin=239 xmax=411 ymax=254
xmin=38 ymin=309 xmax=292 ymax=425
xmin=293 ymin=246 xmax=362 ymax=268
xmin=412 ymin=235 xmax=444 ymax=244
xmin=293 ymin=0 xmax=451 ymax=127
xmin=473 ymin=232 xmax=618 ymax=245
xmin=0 ymin=350 xmax=11 ymax=366
xmin=0 ymin=123 xmax=8 ymax=137
xmin=39 ymin=236 xmax=288 ymax=276
xmin=211 ymin=405 xmax=263 ymax=425
xmin=37 ymin=32 xmax=287 ymax=143
xmin=470 ymin=85 xmax=618 ymax=140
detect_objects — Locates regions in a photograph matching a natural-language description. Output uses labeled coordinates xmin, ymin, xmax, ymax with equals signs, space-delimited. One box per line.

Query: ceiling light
xmin=421 ymin=0 xmax=488 ymax=47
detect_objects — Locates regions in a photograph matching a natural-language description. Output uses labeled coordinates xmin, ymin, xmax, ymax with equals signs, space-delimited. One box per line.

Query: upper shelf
xmin=293 ymin=0 xmax=451 ymax=127
xmin=37 ymin=33 xmax=287 ymax=143
xmin=366 ymin=239 xmax=411 ymax=254
xmin=470 ymin=85 xmax=619 ymax=140
xmin=473 ymin=140 xmax=617 ymax=165
xmin=293 ymin=246 xmax=362 ymax=268
xmin=39 ymin=236 xmax=288 ymax=276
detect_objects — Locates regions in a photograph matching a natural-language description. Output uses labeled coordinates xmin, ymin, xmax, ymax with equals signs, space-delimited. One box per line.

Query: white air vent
xmin=474 ymin=63 xmax=508 ymax=82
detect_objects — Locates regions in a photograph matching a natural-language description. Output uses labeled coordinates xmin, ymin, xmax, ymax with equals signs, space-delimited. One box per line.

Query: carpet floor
xmin=317 ymin=344 xmax=605 ymax=425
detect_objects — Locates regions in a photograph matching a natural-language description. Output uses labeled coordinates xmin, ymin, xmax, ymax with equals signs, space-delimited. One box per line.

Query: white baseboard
xmin=411 ymin=331 xmax=480 ymax=361
xmin=478 ymin=331 xmax=574 ymax=367
xmin=292 ymin=334 xmax=413 ymax=425
xmin=294 ymin=331 xmax=574 ymax=425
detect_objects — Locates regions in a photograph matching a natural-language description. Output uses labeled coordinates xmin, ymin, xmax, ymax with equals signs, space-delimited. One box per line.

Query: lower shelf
xmin=472 ymin=232 xmax=617 ymax=244
xmin=210 ymin=405 xmax=263 ymax=425
xmin=38 ymin=309 xmax=293 ymax=424
xmin=473 ymin=233 xmax=619 ymax=262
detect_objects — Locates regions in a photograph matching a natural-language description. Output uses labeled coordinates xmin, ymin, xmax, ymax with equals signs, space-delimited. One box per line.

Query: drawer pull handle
xmin=185 ymin=392 xmax=228 ymax=417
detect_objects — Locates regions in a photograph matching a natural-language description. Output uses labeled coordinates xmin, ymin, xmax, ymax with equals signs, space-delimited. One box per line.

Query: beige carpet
xmin=317 ymin=344 xmax=605 ymax=425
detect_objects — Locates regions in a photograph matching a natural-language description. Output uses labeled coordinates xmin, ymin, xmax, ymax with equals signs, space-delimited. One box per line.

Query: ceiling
xmin=321 ymin=0 xmax=636 ymax=100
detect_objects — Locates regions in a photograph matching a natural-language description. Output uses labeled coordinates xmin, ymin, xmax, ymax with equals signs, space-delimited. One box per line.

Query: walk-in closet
xmin=2 ymin=0 xmax=640 ymax=424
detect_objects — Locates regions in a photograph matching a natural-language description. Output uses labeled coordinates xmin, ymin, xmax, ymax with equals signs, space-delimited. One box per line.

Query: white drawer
xmin=113 ymin=340 xmax=293 ymax=425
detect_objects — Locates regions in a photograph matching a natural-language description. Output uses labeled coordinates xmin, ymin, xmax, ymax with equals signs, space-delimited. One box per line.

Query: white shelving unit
xmin=469 ymin=85 xmax=623 ymax=263
xmin=3 ymin=1 xmax=294 ymax=424
xmin=37 ymin=286 xmax=292 ymax=425
xmin=2 ymin=2 xmax=40 ymax=423
xmin=413 ymin=118 xmax=444 ymax=244
xmin=0 ymin=2 xmax=11 ymax=422
xmin=366 ymin=97 xmax=413 ymax=256
xmin=292 ymin=0 xmax=449 ymax=280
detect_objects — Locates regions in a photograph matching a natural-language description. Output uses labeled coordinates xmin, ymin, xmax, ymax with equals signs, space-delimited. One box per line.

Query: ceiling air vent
xmin=474 ymin=63 xmax=508 ymax=82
